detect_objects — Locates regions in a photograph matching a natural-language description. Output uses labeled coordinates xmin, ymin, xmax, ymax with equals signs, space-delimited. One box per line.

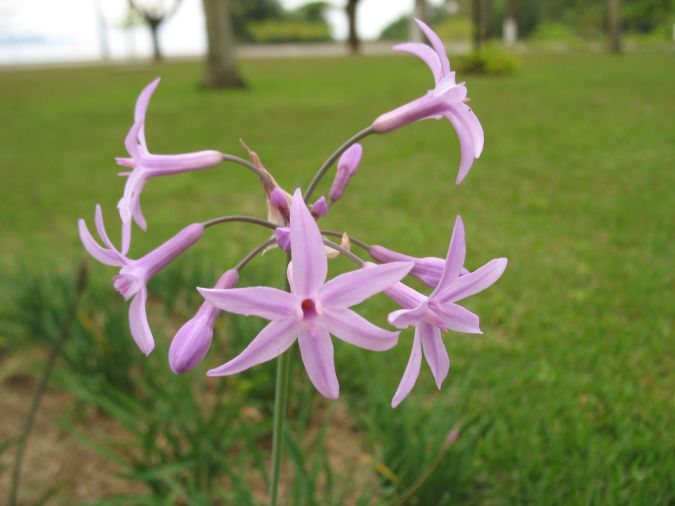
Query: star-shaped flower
xmin=385 ymin=216 xmax=507 ymax=407
xmin=79 ymin=205 xmax=204 ymax=355
xmin=200 ymin=189 xmax=413 ymax=399
xmin=116 ymin=78 xmax=222 ymax=252
xmin=372 ymin=19 xmax=484 ymax=183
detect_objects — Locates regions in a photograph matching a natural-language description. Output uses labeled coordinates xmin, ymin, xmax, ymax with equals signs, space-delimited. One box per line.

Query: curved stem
xmin=269 ymin=254 xmax=292 ymax=506
xmin=320 ymin=230 xmax=371 ymax=251
xmin=9 ymin=261 xmax=88 ymax=506
xmin=221 ymin=153 xmax=276 ymax=190
xmin=323 ymin=239 xmax=364 ymax=266
xmin=303 ymin=126 xmax=373 ymax=202
xmin=235 ymin=238 xmax=277 ymax=271
xmin=203 ymin=215 xmax=277 ymax=230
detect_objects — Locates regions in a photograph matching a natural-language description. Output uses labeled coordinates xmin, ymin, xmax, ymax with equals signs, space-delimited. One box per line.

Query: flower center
xmin=301 ymin=298 xmax=318 ymax=319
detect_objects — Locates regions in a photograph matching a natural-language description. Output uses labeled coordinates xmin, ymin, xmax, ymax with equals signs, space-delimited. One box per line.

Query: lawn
xmin=0 ymin=50 xmax=673 ymax=505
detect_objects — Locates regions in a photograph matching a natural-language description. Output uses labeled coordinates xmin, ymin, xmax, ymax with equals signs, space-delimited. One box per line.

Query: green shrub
xmin=456 ymin=45 xmax=521 ymax=76
xmin=246 ymin=19 xmax=331 ymax=43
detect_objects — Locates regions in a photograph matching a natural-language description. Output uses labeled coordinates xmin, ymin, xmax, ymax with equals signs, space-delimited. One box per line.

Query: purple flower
xmin=274 ymin=226 xmax=291 ymax=252
xmin=200 ymin=189 xmax=413 ymax=399
xmin=311 ymin=196 xmax=328 ymax=218
xmin=116 ymin=78 xmax=222 ymax=252
xmin=370 ymin=244 xmax=469 ymax=287
xmin=329 ymin=143 xmax=362 ymax=202
xmin=78 ymin=205 xmax=204 ymax=355
xmin=169 ymin=269 xmax=239 ymax=374
xmin=372 ymin=19 xmax=484 ymax=184
xmin=384 ymin=216 xmax=507 ymax=407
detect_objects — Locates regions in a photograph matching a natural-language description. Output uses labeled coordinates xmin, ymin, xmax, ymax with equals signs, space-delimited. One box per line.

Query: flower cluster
xmin=79 ymin=20 xmax=505 ymax=407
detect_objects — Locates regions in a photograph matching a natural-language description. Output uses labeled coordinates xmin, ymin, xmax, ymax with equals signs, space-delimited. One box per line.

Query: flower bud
xmin=329 ymin=143 xmax=362 ymax=202
xmin=275 ymin=227 xmax=291 ymax=252
xmin=169 ymin=269 xmax=239 ymax=374
xmin=311 ymin=196 xmax=328 ymax=218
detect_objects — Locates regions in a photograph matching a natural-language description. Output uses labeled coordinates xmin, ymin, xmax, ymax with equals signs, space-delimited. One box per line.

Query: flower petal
xmin=298 ymin=328 xmax=339 ymax=399
xmin=391 ymin=331 xmax=423 ymax=408
xmin=435 ymin=303 xmax=482 ymax=334
xmin=290 ymin=189 xmax=327 ymax=297
xmin=415 ymin=18 xmax=451 ymax=76
xmin=131 ymin=178 xmax=148 ymax=230
xmin=420 ymin=323 xmax=449 ymax=388
xmin=322 ymin=308 xmax=399 ymax=351
xmin=198 ymin=286 xmax=298 ymax=320
xmin=128 ymin=287 xmax=154 ymax=355
xmin=207 ymin=318 xmax=299 ymax=376
xmin=388 ymin=303 xmax=428 ymax=329
xmin=118 ymin=170 xmax=146 ymax=225
xmin=94 ymin=204 xmax=119 ymax=252
xmin=432 ymin=216 xmax=466 ymax=296
xmin=445 ymin=111 xmax=476 ymax=184
xmin=78 ymin=219 xmax=125 ymax=267
xmin=449 ymin=102 xmax=484 ymax=158
xmin=393 ymin=42 xmax=442 ymax=83
xmin=320 ymin=261 xmax=412 ymax=309
xmin=439 ymin=258 xmax=507 ymax=303
xmin=135 ymin=77 xmax=160 ymax=124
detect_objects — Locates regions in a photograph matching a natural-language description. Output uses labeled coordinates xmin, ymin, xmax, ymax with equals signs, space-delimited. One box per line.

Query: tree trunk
xmin=471 ymin=0 xmax=482 ymax=51
xmin=608 ymin=0 xmax=622 ymax=52
xmin=202 ymin=0 xmax=245 ymax=88
xmin=148 ymin=18 xmax=162 ymax=62
xmin=411 ymin=0 xmax=428 ymax=42
xmin=482 ymin=0 xmax=493 ymax=39
xmin=503 ymin=0 xmax=517 ymax=46
xmin=346 ymin=0 xmax=360 ymax=55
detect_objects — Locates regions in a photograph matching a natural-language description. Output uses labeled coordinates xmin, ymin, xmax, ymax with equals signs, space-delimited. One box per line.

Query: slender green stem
xmin=221 ymin=153 xmax=275 ymax=190
xmin=269 ymin=254 xmax=292 ymax=506
xmin=235 ymin=238 xmax=277 ymax=271
xmin=323 ymin=239 xmax=364 ymax=266
xmin=203 ymin=215 xmax=277 ymax=230
xmin=303 ymin=126 xmax=373 ymax=202
xmin=9 ymin=261 xmax=88 ymax=506
xmin=319 ymin=229 xmax=371 ymax=251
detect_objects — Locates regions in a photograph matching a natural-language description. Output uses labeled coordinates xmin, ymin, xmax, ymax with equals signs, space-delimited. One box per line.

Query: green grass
xmin=1 ymin=50 xmax=674 ymax=505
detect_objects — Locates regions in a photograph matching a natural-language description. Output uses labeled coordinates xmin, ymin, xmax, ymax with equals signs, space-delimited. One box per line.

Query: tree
xmin=471 ymin=0 xmax=482 ymax=50
xmin=503 ymin=0 xmax=517 ymax=46
xmin=346 ymin=0 xmax=362 ymax=54
xmin=128 ymin=0 xmax=183 ymax=62
xmin=202 ymin=0 xmax=245 ymax=88
xmin=411 ymin=0 xmax=429 ymax=42
xmin=608 ymin=0 xmax=622 ymax=52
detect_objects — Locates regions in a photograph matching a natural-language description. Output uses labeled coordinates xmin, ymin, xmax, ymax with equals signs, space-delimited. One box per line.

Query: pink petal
xmin=298 ymin=328 xmax=339 ymax=399
xmin=207 ymin=318 xmax=299 ymax=376
xmin=134 ymin=78 xmax=160 ymax=124
xmin=198 ymin=286 xmax=298 ymax=321
xmin=450 ymin=102 xmax=484 ymax=158
xmin=435 ymin=303 xmax=482 ymax=334
xmin=393 ymin=42 xmax=442 ymax=83
xmin=415 ymin=18 xmax=451 ymax=76
xmin=141 ymin=150 xmax=222 ymax=172
xmin=432 ymin=216 xmax=466 ymax=296
xmin=322 ymin=308 xmax=399 ymax=351
xmin=118 ymin=170 xmax=145 ymax=225
xmin=445 ymin=110 xmax=476 ymax=184
xmin=78 ymin=219 xmax=125 ymax=267
xmin=128 ymin=287 xmax=154 ymax=355
xmin=121 ymin=221 xmax=131 ymax=256
xmin=439 ymin=258 xmax=508 ymax=303
xmin=94 ymin=204 xmax=119 ymax=252
xmin=420 ymin=323 xmax=449 ymax=388
xmin=391 ymin=331 xmax=423 ymax=408
xmin=124 ymin=120 xmax=143 ymax=159
xmin=388 ymin=303 xmax=428 ymax=329
xmin=290 ymin=189 xmax=327 ymax=298
xmin=319 ymin=261 xmax=412 ymax=309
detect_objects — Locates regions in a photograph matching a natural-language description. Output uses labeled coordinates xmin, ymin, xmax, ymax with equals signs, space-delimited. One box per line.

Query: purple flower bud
xmin=311 ymin=196 xmax=328 ymax=218
xmin=275 ymin=227 xmax=291 ymax=252
xmin=169 ymin=269 xmax=239 ymax=374
xmin=270 ymin=187 xmax=290 ymax=218
xmin=329 ymin=143 xmax=362 ymax=202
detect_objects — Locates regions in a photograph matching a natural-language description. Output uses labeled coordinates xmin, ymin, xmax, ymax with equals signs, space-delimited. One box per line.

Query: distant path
xmin=0 ymin=41 xmax=471 ymax=71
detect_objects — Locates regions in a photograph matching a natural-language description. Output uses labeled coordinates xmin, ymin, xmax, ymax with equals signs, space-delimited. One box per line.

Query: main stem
xmin=268 ymin=254 xmax=292 ymax=506
xmin=303 ymin=126 xmax=373 ymax=202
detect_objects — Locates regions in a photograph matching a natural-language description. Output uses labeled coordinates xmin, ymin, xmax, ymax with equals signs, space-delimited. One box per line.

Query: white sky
xmin=0 ymin=0 xmax=445 ymax=64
